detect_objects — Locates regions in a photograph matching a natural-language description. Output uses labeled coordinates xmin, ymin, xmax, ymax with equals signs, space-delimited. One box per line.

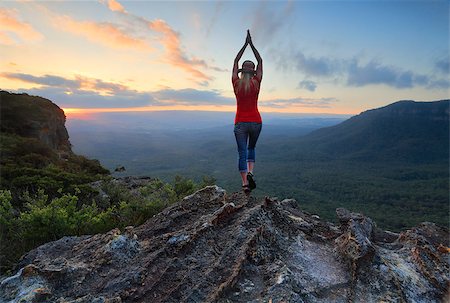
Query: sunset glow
xmin=1 ymin=1 xmax=448 ymax=116
xmin=63 ymin=103 xmax=358 ymax=120
xmin=62 ymin=104 xmax=235 ymax=118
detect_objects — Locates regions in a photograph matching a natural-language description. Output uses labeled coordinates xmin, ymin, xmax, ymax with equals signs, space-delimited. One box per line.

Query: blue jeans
xmin=234 ymin=122 xmax=262 ymax=172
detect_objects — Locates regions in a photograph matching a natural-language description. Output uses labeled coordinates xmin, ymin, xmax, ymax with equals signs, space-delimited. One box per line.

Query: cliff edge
xmin=0 ymin=91 xmax=71 ymax=151
xmin=1 ymin=186 xmax=448 ymax=303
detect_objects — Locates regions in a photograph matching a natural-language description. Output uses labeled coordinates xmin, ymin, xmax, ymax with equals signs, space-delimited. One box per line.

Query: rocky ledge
xmin=1 ymin=186 xmax=448 ymax=303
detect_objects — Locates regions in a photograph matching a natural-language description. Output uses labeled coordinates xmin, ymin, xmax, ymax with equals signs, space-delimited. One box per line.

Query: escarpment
xmin=0 ymin=91 xmax=71 ymax=151
xmin=1 ymin=186 xmax=448 ymax=303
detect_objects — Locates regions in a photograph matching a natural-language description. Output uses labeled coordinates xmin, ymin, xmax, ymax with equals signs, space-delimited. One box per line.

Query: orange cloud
xmin=0 ymin=8 xmax=43 ymax=44
xmin=98 ymin=0 xmax=217 ymax=82
xmin=75 ymin=75 xmax=129 ymax=95
xmin=102 ymin=0 xmax=126 ymax=13
xmin=40 ymin=0 xmax=224 ymax=85
xmin=96 ymin=0 xmax=226 ymax=83
xmin=0 ymin=31 xmax=14 ymax=45
xmin=148 ymin=19 xmax=211 ymax=82
xmin=55 ymin=15 xmax=152 ymax=51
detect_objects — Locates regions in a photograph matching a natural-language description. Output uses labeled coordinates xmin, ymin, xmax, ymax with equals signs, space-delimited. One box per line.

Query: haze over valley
xmin=67 ymin=101 xmax=449 ymax=230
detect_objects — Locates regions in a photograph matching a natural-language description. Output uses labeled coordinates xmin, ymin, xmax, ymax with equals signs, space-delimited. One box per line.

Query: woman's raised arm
xmin=248 ymin=30 xmax=263 ymax=82
xmin=232 ymin=36 xmax=248 ymax=83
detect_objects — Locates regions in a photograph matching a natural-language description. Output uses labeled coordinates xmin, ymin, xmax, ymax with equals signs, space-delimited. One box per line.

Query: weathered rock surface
xmin=1 ymin=186 xmax=448 ymax=302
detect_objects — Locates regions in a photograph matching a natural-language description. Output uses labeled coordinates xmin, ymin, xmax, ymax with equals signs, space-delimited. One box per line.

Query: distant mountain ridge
xmin=301 ymin=100 xmax=449 ymax=163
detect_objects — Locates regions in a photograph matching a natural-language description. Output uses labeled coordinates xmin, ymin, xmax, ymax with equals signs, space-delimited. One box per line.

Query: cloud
xmin=99 ymin=0 xmax=126 ymax=13
xmin=298 ymin=80 xmax=317 ymax=92
xmin=273 ymin=49 xmax=342 ymax=77
xmin=3 ymin=73 xmax=80 ymax=88
xmin=3 ymin=71 xmax=345 ymax=111
xmin=0 ymin=8 xmax=43 ymax=45
xmin=275 ymin=47 xmax=448 ymax=90
xmin=434 ymin=57 xmax=449 ymax=74
xmin=346 ymin=59 xmax=429 ymax=88
xmin=54 ymin=15 xmax=152 ymax=51
xmin=96 ymin=0 xmax=224 ymax=84
xmin=2 ymin=72 xmax=158 ymax=108
xmin=2 ymin=72 xmax=130 ymax=95
xmin=21 ymin=87 xmax=157 ymax=109
xmin=250 ymin=1 xmax=295 ymax=46
xmin=293 ymin=52 xmax=340 ymax=77
xmin=427 ymin=78 xmax=450 ymax=89
xmin=192 ymin=12 xmax=202 ymax=31
xmin=153 ymin=88 xmax=234 ymax=105
xmin=0 ymin=31 xmax=15 ymax=45
xmin=260 ymin=97 xmax=338 ymax=109
xmin=1 ymin=72 xmax=234 ymax=108
xmin=148 ymin=19 xmax=212 ymax=82
xmin=206 ymin=1 xmax=226 ymax=37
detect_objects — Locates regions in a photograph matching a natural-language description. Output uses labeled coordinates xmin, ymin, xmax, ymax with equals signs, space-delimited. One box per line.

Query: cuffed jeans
xmin=234 ymin=122 xmax=262 ymax=172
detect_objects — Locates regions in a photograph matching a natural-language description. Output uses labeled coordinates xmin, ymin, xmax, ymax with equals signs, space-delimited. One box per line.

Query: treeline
xmin=253 ymin=160 xmax=449 ymax=231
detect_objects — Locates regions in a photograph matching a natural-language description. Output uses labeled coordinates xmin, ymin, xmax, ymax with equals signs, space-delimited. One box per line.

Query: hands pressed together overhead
xmin=232 ymin=29 xmax=263 ymax=83
xmin=246 ymin=29 xmax=253 ymax=45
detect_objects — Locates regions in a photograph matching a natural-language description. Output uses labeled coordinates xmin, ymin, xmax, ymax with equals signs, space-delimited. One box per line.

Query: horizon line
xmin=62 ymin=105 xmax=357 ymax=119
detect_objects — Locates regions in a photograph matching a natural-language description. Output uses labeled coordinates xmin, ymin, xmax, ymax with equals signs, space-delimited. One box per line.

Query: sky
xmin=0 ymin=0 xmax=449 ymax=118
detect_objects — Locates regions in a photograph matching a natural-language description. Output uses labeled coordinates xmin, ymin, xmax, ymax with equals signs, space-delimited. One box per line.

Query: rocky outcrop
xmin=1 ymin=186 xmax=448 ymax=303
xmin=0 ymin=91 xmax=71 ymax=151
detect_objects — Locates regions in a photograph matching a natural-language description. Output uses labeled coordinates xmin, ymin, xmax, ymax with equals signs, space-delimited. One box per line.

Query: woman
xmin=232 ymin=30 xmax=263 ymax=194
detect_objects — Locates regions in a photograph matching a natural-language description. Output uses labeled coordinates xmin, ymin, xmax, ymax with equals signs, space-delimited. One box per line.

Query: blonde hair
xmin=236 ymin=60 xmax=255 ymax=94
xmin=237 ymin=72 xmax=252 ymax=94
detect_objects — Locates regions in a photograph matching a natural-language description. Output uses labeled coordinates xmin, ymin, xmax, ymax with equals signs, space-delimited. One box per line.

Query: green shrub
xmin=0 ymin=189 xmax=21 ymax=273
xmin=0 ymin=190 xmax=14 ymax=242
xmin=0 ymin=175 xmax=214 ymax=274
xmin=173 ymin=175 xmax=196 ymax=199
xmin=19 ymin=190 xmax=78 ymax=244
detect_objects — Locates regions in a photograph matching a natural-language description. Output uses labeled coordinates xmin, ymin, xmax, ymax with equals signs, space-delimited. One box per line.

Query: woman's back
xmin=233 ymin=77 xmax=261 ymax=124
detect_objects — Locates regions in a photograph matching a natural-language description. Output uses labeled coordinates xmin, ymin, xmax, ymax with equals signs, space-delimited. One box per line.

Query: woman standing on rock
xmin=232 ymin=30 xmax=263 ymax=194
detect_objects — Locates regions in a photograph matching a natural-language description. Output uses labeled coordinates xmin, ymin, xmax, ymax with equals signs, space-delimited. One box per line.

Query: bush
xmin=0 ymin=190 xmax=21 ymax=273
xmin=0 ymin=132 xmax=110 ymax=207
xmin=0 ymin=190 xmax=14 ymax=243
xmin=173 ymin=175 xmax=196 ymax=199
xmin=0 ymin=175 xmax=215 ymax=274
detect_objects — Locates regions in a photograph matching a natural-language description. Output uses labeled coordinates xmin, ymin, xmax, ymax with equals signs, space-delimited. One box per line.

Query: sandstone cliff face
xmin=1 ymin=186 xmax=448 ymax=303
xmin=0 ymin=91 xmax=71 ymax=151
